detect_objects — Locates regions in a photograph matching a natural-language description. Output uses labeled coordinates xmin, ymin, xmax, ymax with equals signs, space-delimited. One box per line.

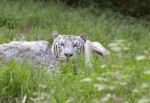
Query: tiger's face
xmin=51 ymin=32 xmax=87 ymax=62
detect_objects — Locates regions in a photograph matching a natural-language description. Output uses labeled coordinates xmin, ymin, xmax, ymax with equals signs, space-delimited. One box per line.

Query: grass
xmin=0 ymin=0 xmax=150 ymax=103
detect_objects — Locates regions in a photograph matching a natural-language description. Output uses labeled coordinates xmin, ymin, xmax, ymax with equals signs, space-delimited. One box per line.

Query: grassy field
xmin=0 ymin=1 xmax=150 ymax=103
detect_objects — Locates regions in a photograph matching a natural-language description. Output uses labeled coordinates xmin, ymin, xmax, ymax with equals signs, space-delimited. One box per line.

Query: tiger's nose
xmin=64 ymin=53 xmax=73 ymax=58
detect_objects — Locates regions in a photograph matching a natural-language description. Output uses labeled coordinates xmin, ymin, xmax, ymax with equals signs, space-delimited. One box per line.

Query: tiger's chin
xmin=57 ymin=56 xmax=75 ymax=63
xmin=57 ymin=57 xmax=68 ymax=62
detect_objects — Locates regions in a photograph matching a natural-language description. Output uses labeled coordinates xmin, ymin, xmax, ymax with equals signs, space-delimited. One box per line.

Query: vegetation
xmin=0 ymin=0 xmax=150 ymax=103
xmin=29 ymin=0 xmax=150 ymax=17
xmin=59 ymin=0 xmax=150 ymax=17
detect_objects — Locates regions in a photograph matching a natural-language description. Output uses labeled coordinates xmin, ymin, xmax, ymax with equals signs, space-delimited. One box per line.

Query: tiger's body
xmin=0 ymin=40 xmax=52 ymax=66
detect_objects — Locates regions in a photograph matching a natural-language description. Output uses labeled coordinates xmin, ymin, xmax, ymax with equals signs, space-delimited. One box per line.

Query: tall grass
xmin=0 ymin=0 xmax=150 ymax=102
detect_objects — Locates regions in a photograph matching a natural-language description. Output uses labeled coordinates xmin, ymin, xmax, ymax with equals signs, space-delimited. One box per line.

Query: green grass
xmin=0 ymin=1 xmax=150 ymax=103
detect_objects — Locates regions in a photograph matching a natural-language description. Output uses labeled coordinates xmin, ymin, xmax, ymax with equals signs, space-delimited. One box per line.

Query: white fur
xmin=0 ymin=41 xmax=52 ymax=67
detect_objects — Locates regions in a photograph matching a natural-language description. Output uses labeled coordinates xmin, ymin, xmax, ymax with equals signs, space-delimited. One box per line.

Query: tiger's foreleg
xmin=84 ymin=40 xmax=94 ymax=70
xmin=91 ymin=41 xmax=110 ymax=57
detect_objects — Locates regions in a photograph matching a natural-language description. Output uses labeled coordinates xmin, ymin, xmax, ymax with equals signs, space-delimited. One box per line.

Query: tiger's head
xmin=51 ymin=32 xmax=87 ymax=62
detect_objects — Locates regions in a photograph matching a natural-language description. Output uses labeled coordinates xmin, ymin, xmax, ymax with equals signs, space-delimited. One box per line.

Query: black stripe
xmin=54 ymin=44 xmax=57 ymax=58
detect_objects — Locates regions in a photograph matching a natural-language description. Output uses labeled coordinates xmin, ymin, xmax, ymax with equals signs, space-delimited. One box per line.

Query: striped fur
xmin=51 ymin=32 xmax=86 ymax=62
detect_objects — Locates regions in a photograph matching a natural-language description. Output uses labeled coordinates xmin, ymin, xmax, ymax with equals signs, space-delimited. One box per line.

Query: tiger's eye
xmin=60 ymin=43 xmax=64 ymax=46
xmin=73 ymin=44 xmax=78 ymax=47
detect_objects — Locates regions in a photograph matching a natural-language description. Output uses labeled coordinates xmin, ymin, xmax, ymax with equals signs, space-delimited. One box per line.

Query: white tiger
xmin=50 ymin=32 xmax=109 ymax=72
xmin=0 ymin=31 xmax=109 ymax=74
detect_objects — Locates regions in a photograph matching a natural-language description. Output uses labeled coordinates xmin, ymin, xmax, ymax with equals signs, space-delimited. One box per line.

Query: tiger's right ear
xmin=80 ymin=34 xmax=88 ymax=42
xmin=52 ymin=31 xmax=60 ymax=39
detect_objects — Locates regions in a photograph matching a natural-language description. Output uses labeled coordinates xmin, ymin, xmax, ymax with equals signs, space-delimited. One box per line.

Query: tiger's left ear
xmin=80 ymin=34 xmax=88 ymax=42
xmin=52 ymin=31 xmax=60 ymax=40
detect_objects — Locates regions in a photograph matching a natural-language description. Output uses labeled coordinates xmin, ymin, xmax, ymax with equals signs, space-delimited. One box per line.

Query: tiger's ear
xmin=80 ymin=34 xmax=88 ymax=42
xmin=52 ymin=31 xmax=60 ymax=40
